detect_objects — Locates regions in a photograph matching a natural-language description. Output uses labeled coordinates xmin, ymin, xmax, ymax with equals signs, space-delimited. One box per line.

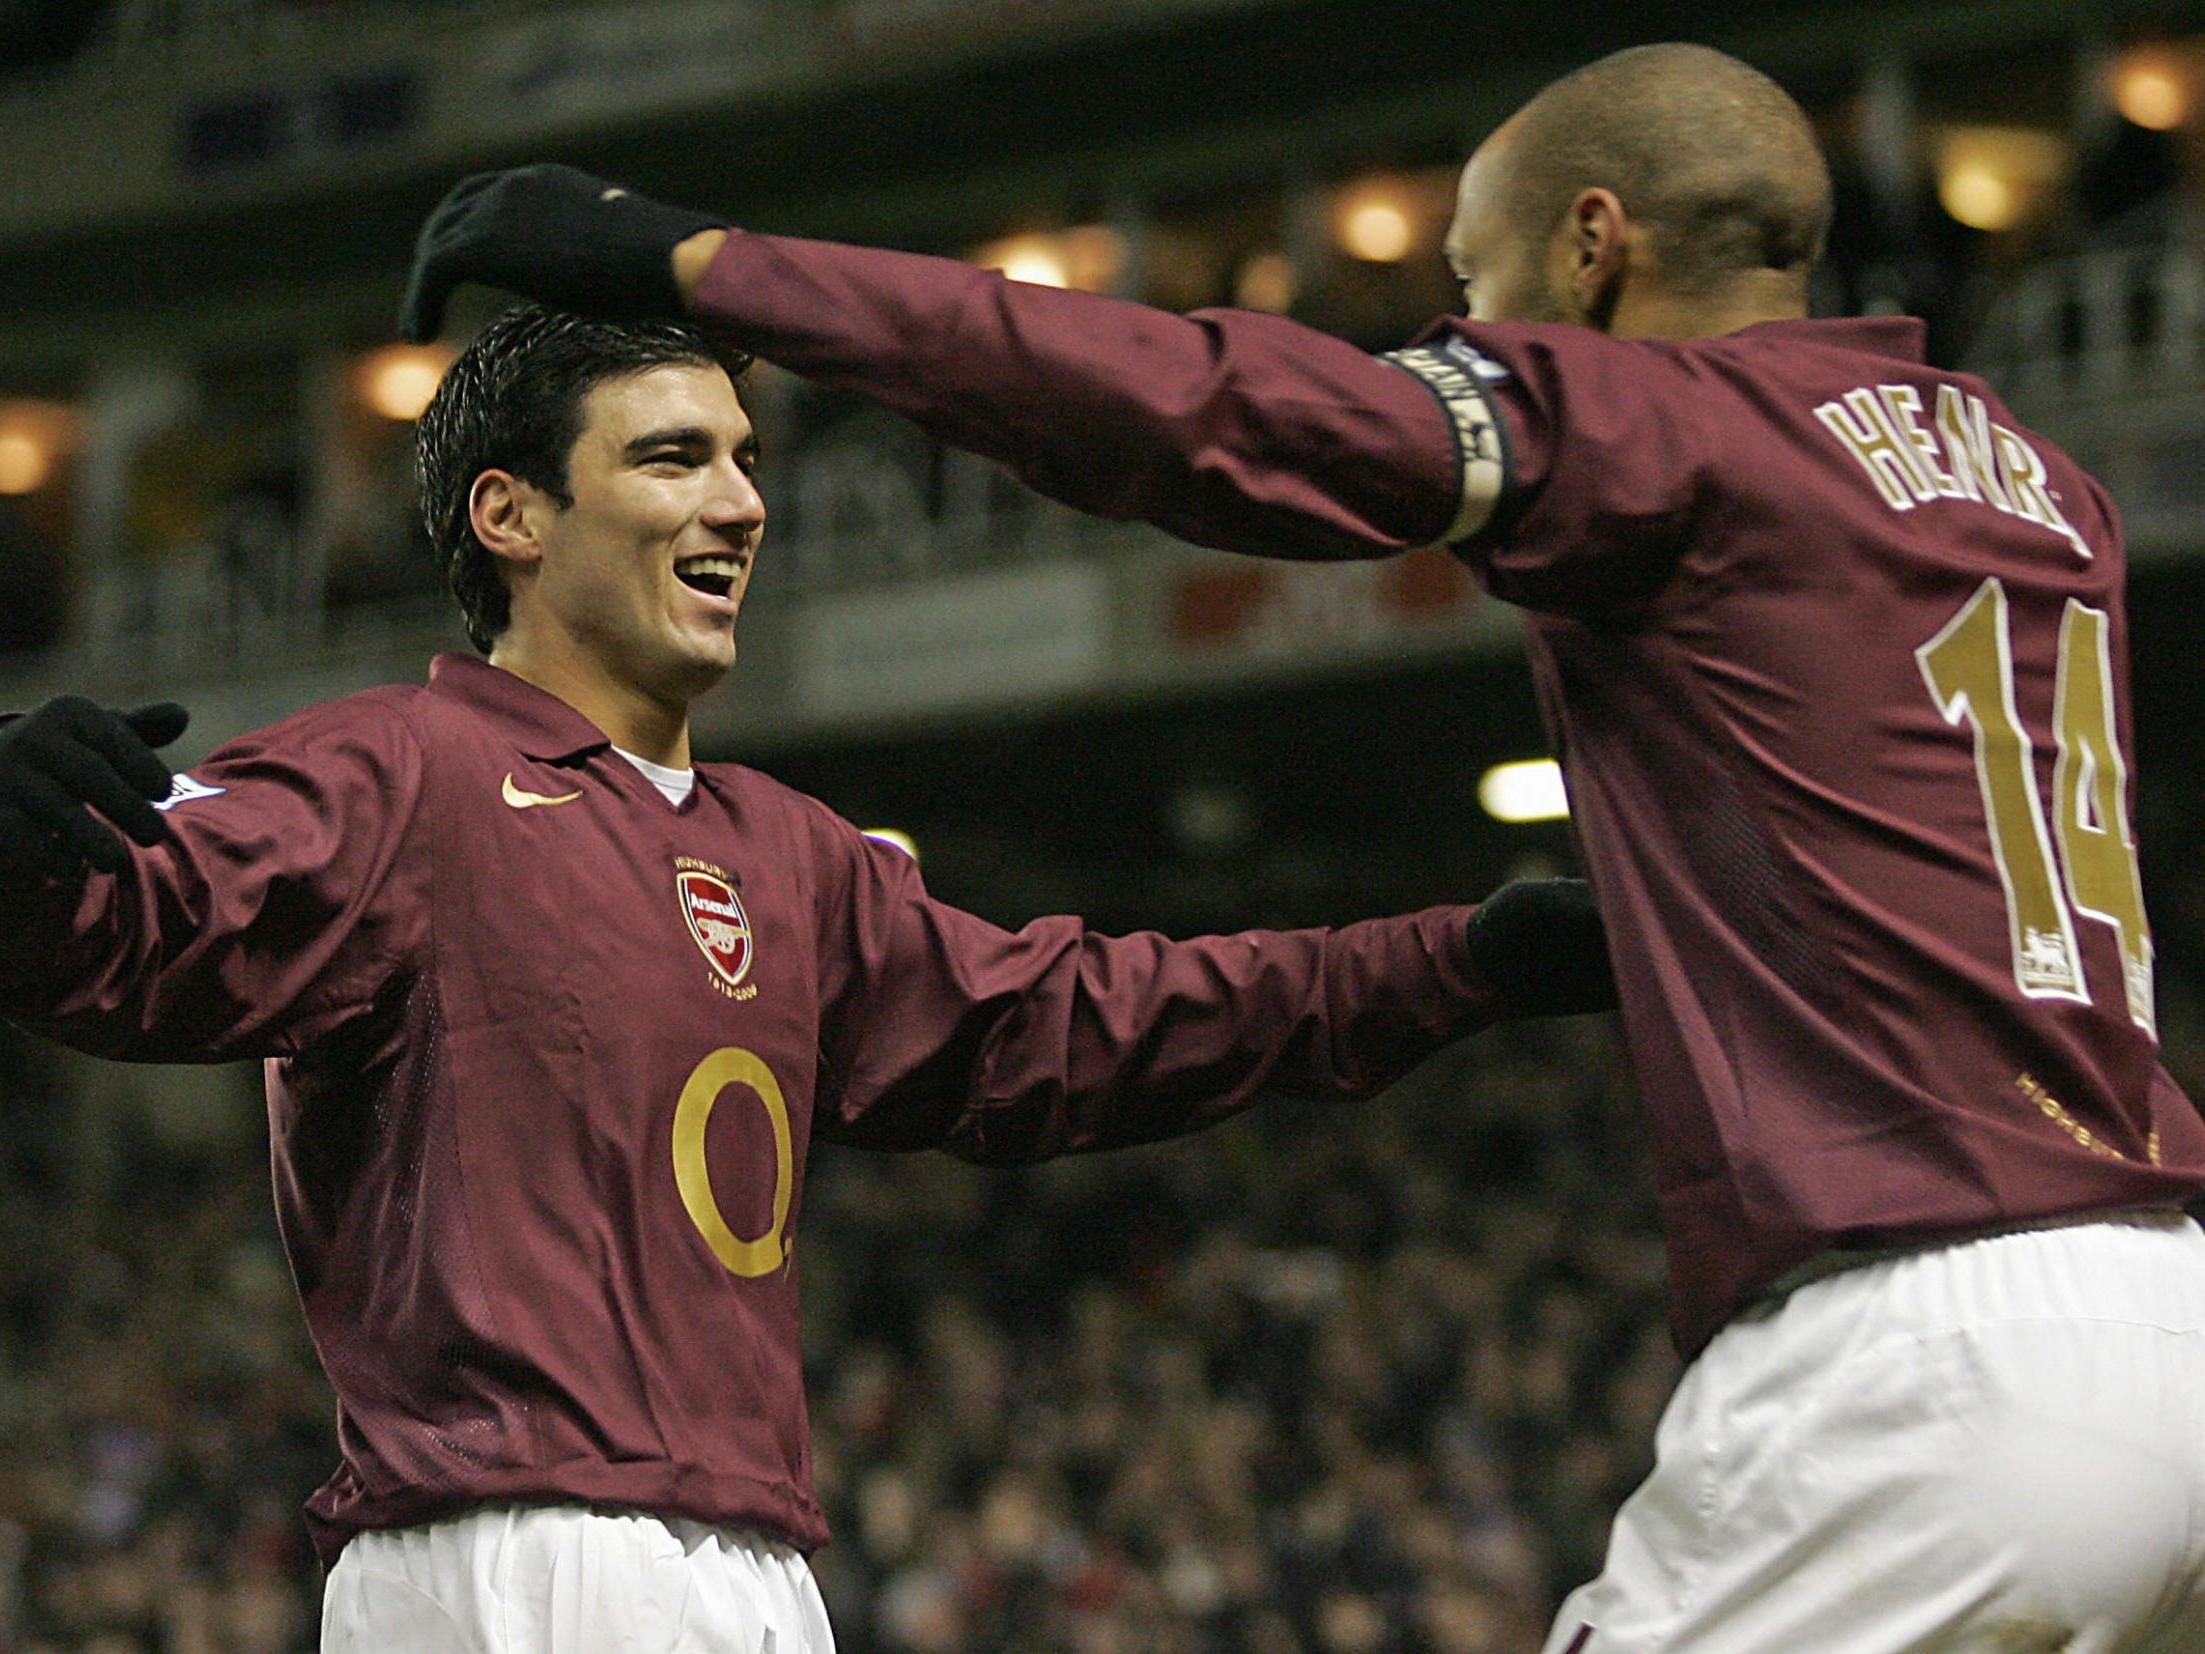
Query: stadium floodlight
xmin=1234 ymin=251 xmax=1297 ymax=313
xmin=1933 ymin=126 xmax=2067 ymax=233
xmin=2113 ymin=49 xmax=2191 ymax=131
xmin=975 ymin=234 xmax=1069 ymax=288
xmin=0 ymin=400 xmax=77 ymax=495
xmin=862 ymin=828 xmax=919 ymax=861
xmin=969 ymin=228 xmax=1124 ymax=293
xmin=1478 ymin=759 xmax=1569 ymax=824
xmin=1334 ymin=178 xmax=1417 ymax=263
xmin=1940 ymin=162 xmax=2014 ymax=231
xmin=358 ymin=343 xmax=456 ymax=422
xmin=0 ymin=429 xmax=49 ymax=495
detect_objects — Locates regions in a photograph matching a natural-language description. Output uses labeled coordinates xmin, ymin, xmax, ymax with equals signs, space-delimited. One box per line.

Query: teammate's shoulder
xmin=709 ymin=766 xmax=906 ymax=863
xmin=232 ymin=682 xmax=428 ymax=752
xmin=692 ymin=754 xmax=782 ymax=795
xmin=1406 ymin=317 xmax=1723 ymax=397
xmin=701 ymin=762 xmax=849 ymax=833
xmin=172 ymin=685 xmax=429 ymax=809
xmin=1414 ymin=315 xmax=1658 ymax=364
xmin=689 ymin=759 xmax=823 ymax=830
xmin=1692 ymin=316 xmax=1945 ymax=395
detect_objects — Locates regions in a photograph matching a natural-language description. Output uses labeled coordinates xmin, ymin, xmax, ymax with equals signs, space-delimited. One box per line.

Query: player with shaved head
xmin=1454 ymin=44 xmax=1832 ymax=325
xmin=410 ymin=37 xmax=2205 ymax=1649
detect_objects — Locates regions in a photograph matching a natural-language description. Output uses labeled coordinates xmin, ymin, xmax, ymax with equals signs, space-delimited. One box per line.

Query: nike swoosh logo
xmin=502 ymin=774 xmax=583 ymax=810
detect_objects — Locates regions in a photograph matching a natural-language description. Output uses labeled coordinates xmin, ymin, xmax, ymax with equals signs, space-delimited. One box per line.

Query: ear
xmin=469 ymin=470 xmax=545 ymax=573
xmin=1560 ymin=187 xmax=1632 ymax=328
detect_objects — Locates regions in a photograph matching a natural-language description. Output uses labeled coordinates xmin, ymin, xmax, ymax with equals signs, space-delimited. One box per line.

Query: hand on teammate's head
xmin=0 ymin=697 xmax=190 ymax=880
xmin=400 ymin=164 xmax=727 ymax=342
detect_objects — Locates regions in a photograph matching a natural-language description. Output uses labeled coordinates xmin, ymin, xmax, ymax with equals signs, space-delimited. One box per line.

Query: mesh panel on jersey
xmin=1553 ymin=634 xmax=1843 ymax=1013
xmin=1633 ymin=692 xmax=1891 ymax=1133
xmin=1690 ymin=772 xmax=1844 ymax=1008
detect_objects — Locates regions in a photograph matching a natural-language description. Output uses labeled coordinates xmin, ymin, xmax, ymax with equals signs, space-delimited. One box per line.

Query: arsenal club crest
xmin=676 ymin=863 xmax=755 ymax=994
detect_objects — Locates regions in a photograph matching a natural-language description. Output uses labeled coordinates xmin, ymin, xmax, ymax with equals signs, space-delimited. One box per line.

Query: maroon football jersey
xmin=689 ymin=233 xmax=2205 ymax=1354
xmin=0 ymin=655 xmax=1502 ymax=1561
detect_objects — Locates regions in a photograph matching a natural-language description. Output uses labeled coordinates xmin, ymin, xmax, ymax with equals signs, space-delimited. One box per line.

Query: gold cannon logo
xmin=676 ymin=865 xmax=755 ymax=992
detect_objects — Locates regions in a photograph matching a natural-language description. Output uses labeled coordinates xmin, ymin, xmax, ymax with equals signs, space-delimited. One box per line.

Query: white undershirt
xmin=613 ymin=747 xmax=696 ymax=807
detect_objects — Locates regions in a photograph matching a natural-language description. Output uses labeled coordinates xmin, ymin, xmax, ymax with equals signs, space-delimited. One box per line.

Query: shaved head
xmin=1504 ymin=44 xmax=1827 ymax=290
xmin=1448 ymin=44 xmax=1831 ymax=327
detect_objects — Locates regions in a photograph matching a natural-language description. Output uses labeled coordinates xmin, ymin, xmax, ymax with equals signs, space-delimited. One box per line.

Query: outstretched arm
xmin=402 ymin=166 xmax=1472 ymax=561
xmin=677 ymin=227 xmax=1474 ymax=560
xmin=804 ymin=808 xmax=1613 ymax=1164
xmin=0 ymin=695 xmax=428 ymax=1065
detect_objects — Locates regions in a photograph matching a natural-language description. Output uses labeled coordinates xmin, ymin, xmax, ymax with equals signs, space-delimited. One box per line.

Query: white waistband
xmin=1755 ymin=1206 xmax=2194 ymax=1308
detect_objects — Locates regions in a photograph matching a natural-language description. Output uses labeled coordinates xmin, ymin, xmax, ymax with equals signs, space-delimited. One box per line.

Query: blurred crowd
xmin=797 ymin=1022 xmax=1666 ymax=1653
xmin=0 ymin=1043 xmax=329 ymax=1654
xmin=0 ymin=1012 xmax=1676 ymax=1654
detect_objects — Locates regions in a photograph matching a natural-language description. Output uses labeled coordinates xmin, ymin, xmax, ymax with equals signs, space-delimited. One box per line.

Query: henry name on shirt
xmin=1814 ymin=381 xmax=2089 ymax=560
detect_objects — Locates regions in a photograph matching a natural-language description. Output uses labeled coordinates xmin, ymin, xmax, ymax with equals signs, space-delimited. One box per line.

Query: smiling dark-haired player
xmin=0 ymin=299 xmax=1614 ymax=1650
xmin=404 ymin=39 xmax=2205 ymax=1652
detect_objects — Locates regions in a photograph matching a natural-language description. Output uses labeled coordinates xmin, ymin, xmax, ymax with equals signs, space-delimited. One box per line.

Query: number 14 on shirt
xmin=1917 ymin=575 xmax=2154 ymax=1037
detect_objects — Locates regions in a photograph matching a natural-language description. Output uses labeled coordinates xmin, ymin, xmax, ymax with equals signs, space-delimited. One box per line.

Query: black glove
xmin=1466 ymin=877 xmax=1618 ymax=1016
xmin=0 ymin=697 xmax=190 ymax=881
xmin=400 ymin=164 xmax=727 ymax=341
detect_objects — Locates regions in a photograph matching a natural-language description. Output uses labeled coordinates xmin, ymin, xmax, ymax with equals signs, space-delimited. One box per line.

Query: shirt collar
xmin=424 ymin=653 xmax=614 ymax=762
xmin=1431 ymin=313 xmax=1931 ymax=364
xmin=1734 ymin=315 xmax=1928 ymax=362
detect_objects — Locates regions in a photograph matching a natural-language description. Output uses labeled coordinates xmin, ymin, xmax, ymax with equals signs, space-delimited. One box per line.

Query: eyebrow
xmin=622 ymin=426 xmax=762 ymax=465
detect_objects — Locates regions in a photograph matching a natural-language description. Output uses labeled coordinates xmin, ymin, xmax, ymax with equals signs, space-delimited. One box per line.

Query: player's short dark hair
xmin=1500 ymin=43 xmax=1832 ymax=295
xmin=415 ymin=305 xmax=747 ymax=654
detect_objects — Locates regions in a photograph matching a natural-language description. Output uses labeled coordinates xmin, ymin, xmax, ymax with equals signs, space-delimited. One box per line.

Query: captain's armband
xmin=1380 ymin=342 xmax=1509 ymax=546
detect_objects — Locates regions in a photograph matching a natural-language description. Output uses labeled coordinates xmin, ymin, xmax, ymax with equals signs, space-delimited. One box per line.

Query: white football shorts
xmin=320 ymin=1504 xmax=836 ymax=1653
xmin=1546 ymin=1210 xmax=2205 ymax=1653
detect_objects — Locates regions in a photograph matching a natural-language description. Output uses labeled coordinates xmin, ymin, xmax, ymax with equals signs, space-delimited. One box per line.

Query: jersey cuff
xmin=1379 ymin=344 xmax=1508 ymax=546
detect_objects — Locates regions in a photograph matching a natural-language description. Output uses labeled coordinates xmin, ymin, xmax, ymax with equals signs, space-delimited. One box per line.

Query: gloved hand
xmin=1466 ymin=877 xmax=1618 ymax=1016
xmin=400 ymin=164 xmax=727 ymax=341
xmin=0 ymin=697 xmax=190 ymax=880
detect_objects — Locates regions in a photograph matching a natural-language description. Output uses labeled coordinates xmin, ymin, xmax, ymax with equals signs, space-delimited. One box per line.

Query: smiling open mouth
xmin=675 ymin=555 xmax=743 ymax=599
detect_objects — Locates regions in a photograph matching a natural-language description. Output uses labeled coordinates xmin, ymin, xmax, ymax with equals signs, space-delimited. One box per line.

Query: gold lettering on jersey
xmin=1918 ymin=579 xmax=2087 ymax=1003
xmin=1919 ymin=578 xmax=2160 ymax=1035
xmin=1933 ymin=384 xmax=2008 ymax=509
xmin=2052 ymin=602 xmax=2154 ymax=1036
xmin=1815 ymin=389 xmax=1929 ymax=508
xmin=1380 ymin=345 xmax=1507 ymax=545
xmin=672 ymin=1046 xmax=795 ymax=1277
xmin=1817 ymin=383 xmax=2090 ymax=559
xmin=2015 ymin=1072 xmax=2133 ymax=1162
xmin=1877 ymin=386 xmax=1965 ymax=500
xmin=1992 ymin=427 xmax=2088 ymax=559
